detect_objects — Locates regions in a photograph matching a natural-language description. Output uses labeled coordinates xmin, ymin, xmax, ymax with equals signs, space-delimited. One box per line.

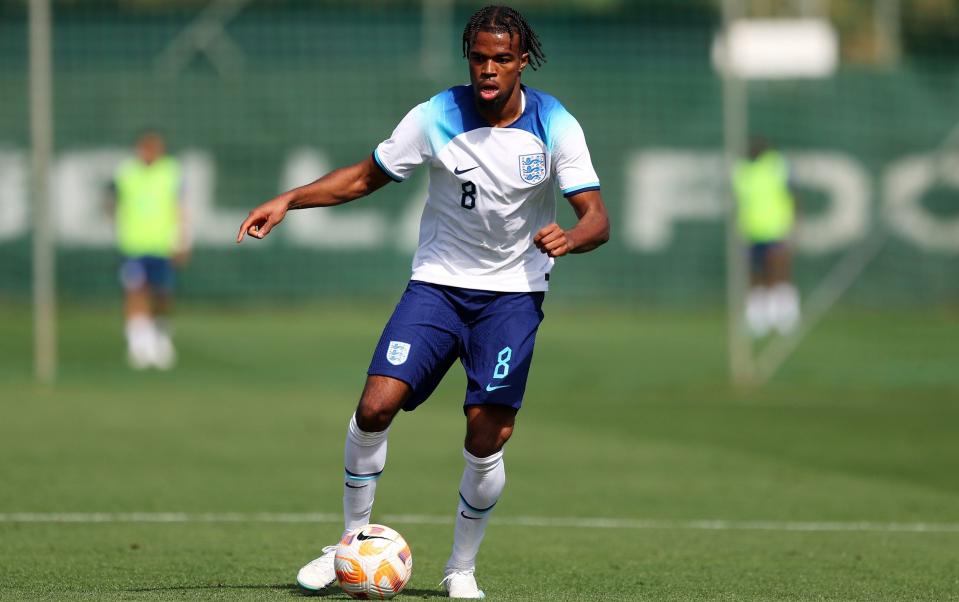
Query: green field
xmin=1 ymin=303 xmax=958 ymax=601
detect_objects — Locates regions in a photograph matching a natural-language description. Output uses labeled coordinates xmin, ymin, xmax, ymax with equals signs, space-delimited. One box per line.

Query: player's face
xmin=467 ymin=31 xmax=529 ymax=109
xmin=137 ymin=134 xmax=165 ymax=164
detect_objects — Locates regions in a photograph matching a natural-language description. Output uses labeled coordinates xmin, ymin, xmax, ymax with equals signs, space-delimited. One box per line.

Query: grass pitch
xmin=1 ymin=302 xmax=958 ymax=601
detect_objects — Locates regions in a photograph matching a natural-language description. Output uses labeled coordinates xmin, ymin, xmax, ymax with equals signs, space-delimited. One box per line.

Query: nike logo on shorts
xmin=454 ymin=165 xmax=479 ymax=175
xmin=485 ymin=383 xmax=510 ymax=392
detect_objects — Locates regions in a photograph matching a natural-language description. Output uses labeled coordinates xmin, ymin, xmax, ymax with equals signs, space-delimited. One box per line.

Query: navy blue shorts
xmin=749 ymin=241 xmax=785 ymax=273
xmin=119 ymin=256 xmax=174 ymax=293
xmin=368 ymin=281 xmax=545 ymax=413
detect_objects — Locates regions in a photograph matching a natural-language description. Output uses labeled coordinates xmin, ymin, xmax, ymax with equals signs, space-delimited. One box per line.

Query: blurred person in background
xmin=733 ymin=136 xmax=800 ymax=337
xmin=111 ymin=129 xmax=190 ymax=369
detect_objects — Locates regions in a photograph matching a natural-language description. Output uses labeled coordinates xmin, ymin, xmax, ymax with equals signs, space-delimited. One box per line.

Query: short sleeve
xmin=550 ymin=113 xmax=601 ymax=197
xmin=373 ymin=103 xmax=432 ymax=182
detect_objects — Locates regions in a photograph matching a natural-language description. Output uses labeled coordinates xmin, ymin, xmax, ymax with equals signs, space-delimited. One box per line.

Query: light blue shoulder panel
xmin=422 ymin=86 xmax=489 ymax=154
xmin=420 ymin=85 xmax=580 ymax=154
xmin=508 ymin=86 xmax=579 ymax=152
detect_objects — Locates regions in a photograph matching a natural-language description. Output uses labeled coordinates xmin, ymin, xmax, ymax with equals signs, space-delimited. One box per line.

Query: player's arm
xmin=105 ymin=181 xmax=117 ymax=221
xmin=236 ymin=155 xmax=392 ymax=242
xmin=533 ymin=189 xmax=609 ymax=258
xmin=174 ymin=182 xmax=192 ymax=266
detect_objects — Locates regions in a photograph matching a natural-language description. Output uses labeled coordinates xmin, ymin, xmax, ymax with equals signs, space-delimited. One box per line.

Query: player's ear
xmin=519 ymin=52 xmax=529 ymax=72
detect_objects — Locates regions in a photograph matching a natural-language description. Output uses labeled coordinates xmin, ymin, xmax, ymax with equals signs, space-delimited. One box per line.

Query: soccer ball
xmin=334 ymin=524 xmax=413 ymax=599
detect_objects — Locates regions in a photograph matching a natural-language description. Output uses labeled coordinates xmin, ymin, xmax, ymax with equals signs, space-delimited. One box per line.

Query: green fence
xmin=1 ymin=1 xmax=956 ymax=304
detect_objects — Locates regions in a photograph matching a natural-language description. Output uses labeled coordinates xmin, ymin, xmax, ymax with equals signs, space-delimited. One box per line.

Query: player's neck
xmin=476 ymin=85 xmax=525 ymax=128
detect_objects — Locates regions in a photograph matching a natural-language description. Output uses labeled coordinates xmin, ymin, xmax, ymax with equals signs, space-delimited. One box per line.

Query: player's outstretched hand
xmin=534 ymin=223 xmax=574 ymax=258
xmin=236 ymin=196 xmax=289 ymax=243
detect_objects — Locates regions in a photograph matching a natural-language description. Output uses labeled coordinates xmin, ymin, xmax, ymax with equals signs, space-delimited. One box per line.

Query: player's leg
xmin=443 ymin=412 xmax=518 ymax=600
xmin=297 ymin=282 xmax=461 ymax=592
xmin=119 ymin=257 xmax=155 ymax=369
xmin=343 ymin=375 xmax=410 ymax=531
xmin=352 ymin=282 xmax=462 ymax=528
xmin=443 ymin=291 xmax=544 ymax=598
xmin=296 ymin=375 xmax=411 ymax=593
xmin=767 ymin=242 xmax=799 ymax=334
xmin=464 ymin=404 xmax=516 ymax=457
xmin=146 ymin=257 xmax=177 ymax=369
xmin=745 ymin=242 xmax=772 ymax=337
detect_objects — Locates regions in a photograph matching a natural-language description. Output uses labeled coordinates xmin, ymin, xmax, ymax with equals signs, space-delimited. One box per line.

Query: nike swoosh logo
xmin=460 ymin=511 xmax=482 ymax=521
xmin=453 ymin=165 xmax=479 ymax=175
xmin=356 ymin=532 xmax=392 ymax=541
xmin=344 ymin=482 xmax=368 ymax=489
xmin=485 ymin=383 xmax=510 ymax=392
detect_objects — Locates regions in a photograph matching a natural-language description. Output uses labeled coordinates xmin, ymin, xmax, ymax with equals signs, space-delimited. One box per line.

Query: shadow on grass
xmin=123 ymin=583 xmax=445 ymax=598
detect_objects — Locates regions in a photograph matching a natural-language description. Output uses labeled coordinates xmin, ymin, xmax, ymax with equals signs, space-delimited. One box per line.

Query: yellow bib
xmin=114 ymin=156 xmax=181 ymax=257
xmin=733 ymin=151 xmax=795 ymax=243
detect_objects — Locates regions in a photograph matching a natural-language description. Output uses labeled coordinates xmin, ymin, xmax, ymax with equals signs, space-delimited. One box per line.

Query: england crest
xmin=386 ymin=341 xmax=411 ymax=366
xmin=519 ymin=153 xmax=547 ymax=184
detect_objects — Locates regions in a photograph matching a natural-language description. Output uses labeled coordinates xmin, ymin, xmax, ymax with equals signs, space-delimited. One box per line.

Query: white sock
xmin=150 ymin=318 xmax=176 ymax=369
xmin=343 ymin=413 xmax=389 ymax=532
xmin=125 ymin=315 xmax=155 ymax=368
xmin=745 ymin=287 xmax=771 ymax=338
xmin=771 ymin=283 xmax=800 ymax=335
xmin=154 ymin=316 xmax=170 ymax=337
xmin=446 ymin=448 xmax=505 ymax=571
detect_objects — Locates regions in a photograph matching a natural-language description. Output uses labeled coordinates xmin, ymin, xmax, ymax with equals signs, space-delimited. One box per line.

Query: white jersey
xmin=373 ymin=85 xmax=600 ymax=292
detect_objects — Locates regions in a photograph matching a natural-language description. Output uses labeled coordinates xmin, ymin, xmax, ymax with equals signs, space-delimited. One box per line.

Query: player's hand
xmin=236 ymin=196 xmax=289 ymax=243
xmin=533 ymin=223 xmax=575 ymax=258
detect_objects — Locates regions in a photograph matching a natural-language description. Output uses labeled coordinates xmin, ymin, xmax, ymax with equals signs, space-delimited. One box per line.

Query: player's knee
xmin=355 ymin=389 xmax=404 ymax=431
xmin=464 ymin=423 xmax=514 ymax=457
xmin=354 ymin=376 xmax=409 ymax=431
xmin=354 ymin=400 xmax=396 ymax=432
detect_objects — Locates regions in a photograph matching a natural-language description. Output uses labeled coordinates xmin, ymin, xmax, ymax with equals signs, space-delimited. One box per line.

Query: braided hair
xmin=462 ymin=5 xmax=546 ymax=70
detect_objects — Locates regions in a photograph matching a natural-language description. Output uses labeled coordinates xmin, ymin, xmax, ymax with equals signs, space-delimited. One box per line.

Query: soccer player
xmin=237 ymin=6 xmax=609 ymax=598
xmin=112 ymin=130 xmax=190 ymax=369
xmin=733 ymin=137 xmax=800 ymax=337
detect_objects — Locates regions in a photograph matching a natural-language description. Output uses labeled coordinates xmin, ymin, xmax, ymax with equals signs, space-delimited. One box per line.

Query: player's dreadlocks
xmin=462 ymin=5 xmax=546 ymax=70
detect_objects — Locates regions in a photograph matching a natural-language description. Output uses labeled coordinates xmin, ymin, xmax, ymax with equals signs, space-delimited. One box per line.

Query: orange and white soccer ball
xmin=334 ymin=524 xmax=413 ymax=599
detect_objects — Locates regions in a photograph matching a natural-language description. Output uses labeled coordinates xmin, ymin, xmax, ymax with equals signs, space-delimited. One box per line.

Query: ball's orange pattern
xmin=335 ymin=553 xmax=367 ymax=590
xmin=358 ymin=540 xmax=390 ymax=557
xmin=335 ymin=524 xmax=412 ymax=599
xmin=370 ymin=558 xmax=407 ymax=598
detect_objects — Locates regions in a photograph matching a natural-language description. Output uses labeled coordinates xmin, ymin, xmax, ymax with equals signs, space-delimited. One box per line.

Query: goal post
xmin=29 ymin=0 xmax=56 ymax=384
xmin=719 ymin=0 xmax=754 ymax=386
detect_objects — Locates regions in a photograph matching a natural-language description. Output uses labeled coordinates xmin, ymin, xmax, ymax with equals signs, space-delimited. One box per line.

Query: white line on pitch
xmin=1 ymin=513 xmax=958 ymax=534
